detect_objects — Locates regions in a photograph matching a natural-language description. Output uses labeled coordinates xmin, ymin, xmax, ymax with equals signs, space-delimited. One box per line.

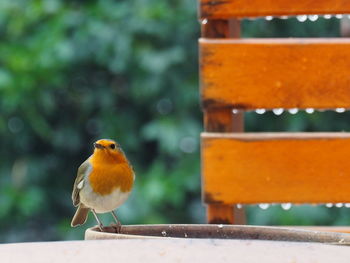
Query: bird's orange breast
xmin=89 ymin=162 xmax=134 ymax=195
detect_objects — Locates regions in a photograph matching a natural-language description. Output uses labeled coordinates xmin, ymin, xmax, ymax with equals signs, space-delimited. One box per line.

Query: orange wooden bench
xmin=200 ymin=0 xmax=350 ymax=19
xmin=199 ymin=0 xmax=350 ymax=230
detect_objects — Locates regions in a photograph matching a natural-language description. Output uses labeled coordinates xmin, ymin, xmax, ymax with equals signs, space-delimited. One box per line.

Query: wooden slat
xmin=202 ymin=132 xmax=350 ymax=204
xmin=200 ymin=38 xmax=350 ymax=110
xmin=200 ymin=0 xmax=350 ymax=19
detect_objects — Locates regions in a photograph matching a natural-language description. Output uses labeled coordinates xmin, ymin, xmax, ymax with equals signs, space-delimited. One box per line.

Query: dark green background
xmin=0 ymin=0 xmax=349 ymax=242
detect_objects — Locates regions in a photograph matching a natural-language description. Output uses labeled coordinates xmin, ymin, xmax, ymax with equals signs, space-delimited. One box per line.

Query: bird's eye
xmin=110 ymin=144 xmax=116 ymax=149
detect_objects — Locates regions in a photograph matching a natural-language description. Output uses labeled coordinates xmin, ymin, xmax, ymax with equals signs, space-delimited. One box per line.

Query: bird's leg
xmin=111 ymin=210 xmax=120 ymax=224
xmin=111 ymin=210 xmax=122 ymax=233
xmin=91 ymin=209 xmax=104 ymax=231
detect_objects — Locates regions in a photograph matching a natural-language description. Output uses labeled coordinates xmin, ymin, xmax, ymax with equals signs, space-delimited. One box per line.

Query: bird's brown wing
xmin=72 ymin=159 xmax=91 ymax=207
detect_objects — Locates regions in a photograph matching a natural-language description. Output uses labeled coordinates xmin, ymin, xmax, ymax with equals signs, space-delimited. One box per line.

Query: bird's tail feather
xmin=71 ymin=205 xmax=90 ymax=227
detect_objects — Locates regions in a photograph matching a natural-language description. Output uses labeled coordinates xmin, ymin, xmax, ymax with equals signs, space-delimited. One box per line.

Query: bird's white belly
xmin=80 ymin=181 xmax=130 ymax=213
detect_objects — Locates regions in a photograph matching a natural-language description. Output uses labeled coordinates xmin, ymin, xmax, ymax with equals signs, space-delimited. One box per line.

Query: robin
xmin=71 ymin=139 xmax=135 ymax=231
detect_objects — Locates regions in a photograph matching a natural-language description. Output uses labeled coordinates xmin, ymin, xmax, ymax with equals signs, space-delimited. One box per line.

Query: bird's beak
xmin=94 ymin=143 xmax=105 ymax=149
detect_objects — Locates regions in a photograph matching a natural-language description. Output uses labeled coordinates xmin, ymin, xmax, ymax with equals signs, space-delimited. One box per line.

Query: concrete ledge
xmin=1 ymin=238 xmax=350 ymax=263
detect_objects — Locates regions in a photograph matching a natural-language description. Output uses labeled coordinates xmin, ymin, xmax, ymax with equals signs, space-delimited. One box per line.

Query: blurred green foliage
xmin=1 ymin=0 xmax=350 ymax=243
xmin=0 ymin=0 xmax=200 ymax=242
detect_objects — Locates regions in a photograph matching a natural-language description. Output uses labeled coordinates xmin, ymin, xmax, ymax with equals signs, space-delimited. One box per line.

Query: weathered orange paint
xmin=204 ymin=108 xmax=243 ymax=224
xmin=207 ymin=204 xmax=234 ymax=224
xmin=202 ymin=132 xmax=350 ymax=204
xmin=200 ymin=38 xmax=350 ymax=110
xmin=202 ymin=18 xmax=245 ymax=225
xmin=200 ymin=0 xmax=350 ymax=19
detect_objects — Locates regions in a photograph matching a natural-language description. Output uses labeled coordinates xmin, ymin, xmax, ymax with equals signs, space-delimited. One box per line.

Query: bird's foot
xmin=109 ymin=222 xmax=122 ymax=233
xmin=97 ymin=223 xmax=107 ymax=232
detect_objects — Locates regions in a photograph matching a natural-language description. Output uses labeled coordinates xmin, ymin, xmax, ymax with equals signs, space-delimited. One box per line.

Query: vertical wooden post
xmin=201 ymin=19 xmax=246 ymax=224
